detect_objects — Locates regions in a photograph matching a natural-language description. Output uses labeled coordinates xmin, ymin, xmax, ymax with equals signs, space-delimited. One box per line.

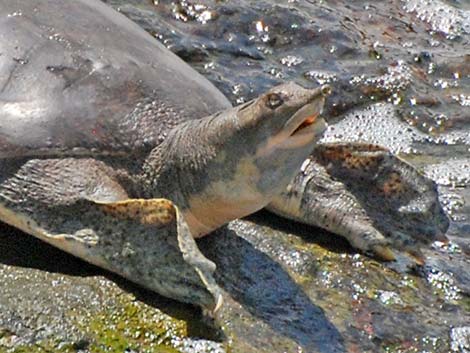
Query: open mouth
xmin=285 ymin=94 xmax=325 ymax=138
xmin=291 ymin=113 xmax=319 ymax=136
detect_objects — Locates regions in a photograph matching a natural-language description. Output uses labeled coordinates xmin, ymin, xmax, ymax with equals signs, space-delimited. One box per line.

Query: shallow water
xmin=0 ymin=0 xmax=468 ymax=352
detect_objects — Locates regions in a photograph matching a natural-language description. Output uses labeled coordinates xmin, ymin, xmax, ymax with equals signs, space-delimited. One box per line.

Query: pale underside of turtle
xmin=0 ymin=0 xmax=449 ymax=309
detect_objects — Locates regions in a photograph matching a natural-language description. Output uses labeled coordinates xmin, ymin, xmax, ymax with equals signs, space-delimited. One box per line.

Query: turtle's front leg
xmin=0 ymin=158 xmax=221 ymax=309
xmin=267 ymin=143 xmax=449 ymax=263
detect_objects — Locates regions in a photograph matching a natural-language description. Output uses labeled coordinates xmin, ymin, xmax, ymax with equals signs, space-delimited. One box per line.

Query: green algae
xmin=0 ymin=292 xmax=187 ymax=353
xmin=1 ymin=342 xmax=180 ymax=353
xmin=73 ymin=293 xmax=185 ymax=353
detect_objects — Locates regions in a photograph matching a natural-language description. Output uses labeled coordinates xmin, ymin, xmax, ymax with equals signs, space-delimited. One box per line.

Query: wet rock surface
xmin=0 ymin=229 xmax=225 ymax=353
xmin=1 ymin=0 xmax=469 ymax=352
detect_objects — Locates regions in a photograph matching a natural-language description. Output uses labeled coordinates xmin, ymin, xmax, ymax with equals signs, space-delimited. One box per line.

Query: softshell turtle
xmin=0 ymin=0 xmax=448 ymax=309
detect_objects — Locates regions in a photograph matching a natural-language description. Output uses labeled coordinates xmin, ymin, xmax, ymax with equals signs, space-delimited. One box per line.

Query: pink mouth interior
xmin=291 ymin=114 xmax=318 ymax=135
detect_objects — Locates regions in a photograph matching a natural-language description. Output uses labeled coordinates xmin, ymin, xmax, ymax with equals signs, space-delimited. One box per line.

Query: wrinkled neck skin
xmin=141 ymin=110 xmax=272 ymax=237
xmin=141 ymin=104 xmax=323 ymax=238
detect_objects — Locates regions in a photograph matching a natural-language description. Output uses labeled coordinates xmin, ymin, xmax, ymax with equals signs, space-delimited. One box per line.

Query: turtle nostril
xmin=321 ymin=84 xmax=332 ymax=96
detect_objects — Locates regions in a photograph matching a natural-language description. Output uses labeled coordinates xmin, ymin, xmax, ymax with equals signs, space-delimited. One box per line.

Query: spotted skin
xmin=0 ymin=158 xmax=220 ymax=309
xmin=99 ymin=199 xmax=175 ymax=226
xmin=268 ymin=143 xmax=449 ymax=260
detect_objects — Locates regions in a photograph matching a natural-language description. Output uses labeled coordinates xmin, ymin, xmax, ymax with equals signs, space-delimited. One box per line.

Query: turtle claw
xmin=213 ymin=293 xmax=224 ymax=314
xmin=268 ymin=142 xmax=450 ymax=262
xmin=371 ymin=245 xmax=396 ymax=262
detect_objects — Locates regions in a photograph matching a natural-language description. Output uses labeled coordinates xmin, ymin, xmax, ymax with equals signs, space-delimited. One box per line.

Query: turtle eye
xmin=265 ymin=93 xmax=283 ymax=109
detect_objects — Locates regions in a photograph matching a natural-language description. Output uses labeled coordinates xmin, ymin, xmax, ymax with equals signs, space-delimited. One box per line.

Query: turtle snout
xmin=305 ymin=84 xmax=332 ymax=103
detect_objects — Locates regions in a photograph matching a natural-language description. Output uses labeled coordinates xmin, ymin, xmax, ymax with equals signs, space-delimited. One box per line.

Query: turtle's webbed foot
xmin=268 ymin=143 xmax=449 ymax=264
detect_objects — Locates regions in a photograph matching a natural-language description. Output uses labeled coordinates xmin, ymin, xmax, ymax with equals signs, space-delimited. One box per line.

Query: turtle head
xmin=237 ymin=81 xmax=330 ymax=159
xmin=145 ymin=82 xmax=330 ymax=237
xmin=229 ymin=81 xmax=330 ymax=193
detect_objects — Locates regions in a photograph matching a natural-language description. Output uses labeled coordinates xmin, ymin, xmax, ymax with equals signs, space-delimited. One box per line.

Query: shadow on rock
xmin=248 ymin=210 xmax=354 ymax=254
xmin=0 ymin=223 xmax=100 ymax=276
xmin=199 ymin=226 xmax=346 ymax=353
xmin=0 ymin=222 xmax=220 ymax=340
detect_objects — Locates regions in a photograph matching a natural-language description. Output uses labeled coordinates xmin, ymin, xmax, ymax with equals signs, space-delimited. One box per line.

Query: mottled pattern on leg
xmin=98 ymin=199 xmax=175 ymax=226
xmin=0 ymin=158 xmax=221 ymax=309
xmin=269 ymin=143 xmax=449 ymax=261
xmin=268 ymin=157 xmax=391 ymax=256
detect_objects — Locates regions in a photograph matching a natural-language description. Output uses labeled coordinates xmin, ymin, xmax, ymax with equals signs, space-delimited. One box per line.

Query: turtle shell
xmin=0 ymin=0 xmax=231 ymax=159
